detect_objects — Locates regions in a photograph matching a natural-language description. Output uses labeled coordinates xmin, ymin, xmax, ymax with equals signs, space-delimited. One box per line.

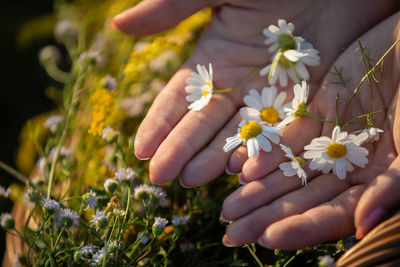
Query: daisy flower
xmin=82 ymin=190 xmax=98 ymax=210
xmin=279 ymin=81 xmax=309 ymax=128
xmin=103 ymin=178 xmax=119 ymax=194
xmin=262 ymin=19 xmax=303 ymax=53
xmin=304 ymin=126 xmax=369 ymax=179
xmin=91 ymin=211 xmax=108 ymax=231
xmin=153 ymin=217 xmax=168 ymax=236
xmin=0 ymin=213 xmax=14 ymax=230
xmin=78 ymin=244 xmax=98 ymax=257
xmin=278 ymin=144 xmax=307 ymax=185
xmin=223 ymin=115 xmax=282 ymax=158
xmin=240 ymin=86 xmax=288 ymax=127
xmin=185 ymin=63 xmax=213 ymax=111
xmin=259 ymin=48 xmax=320 ymax=87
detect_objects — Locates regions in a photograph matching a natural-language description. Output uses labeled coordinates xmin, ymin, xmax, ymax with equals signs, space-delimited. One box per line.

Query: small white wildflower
xmin=154 ymin=187 xmax=167 ymax=207
xmin=0 ymin=186 xmax=12 ymax=198
xmin=137 ymin=232 xmax=150 ymax=245
xmin=262 ymin=19 xmax=303 ymax=53
xmin=24 ymin=188 xmax=42 ymax=207
xmin=240 ymin=86 xmax=288 ymax=127
xmin=279 ymin=81 xmax=309 ymax=127
xmin=223 ymin=115 xmax=282 ymax=158
xmin=49 ymin=146 xmax=71 ymax=160
xmin=57 ymin=208 xmax=79 ymax=228
xmin=171 ymin=215 xmax=189 ymax=226
xmin=304 ymin=126 xmax=369 ymax=179
xmin=79 ymin=51 xmax=104 ymax=66
xmin=185 ymin=63 xmax=214 ymax=111
xmin=91 ymin=211 xmax=108 ymax=231
xmin=259 ymin=48 xmax=320 ymax=87
xmin=115 ymin=168 xmax=135 ymax=182
xmin=82 ymin=190 xmax=98 ymax=210
xmin=134 ymin=185 xmax=167 ymax=207
xmin=36 ymin=157 xmax=46 ymax=178
xmin=91 ymin=246 xmax=105 ymax=266
xmin=101 ymin=126 xmax=117 ymax=143
xmin=41 ymin=198 xmax=60 ymax=213
xmin=78 ymin=244 xmax=98 ymax=257
xmin=44 ymin=115 xmax=62 ymax=130
xmin=278 ymin=144 xmax=307 ymax=185
xmin=104 ymin=179 xmax=119 ymax=194
xmin=318 ymin=255 xmax=335 ymax=267
xmin=0 ymin=213 xmax=15 ymax=230
xmin=152 ymin=217 xmax=168 ymax=236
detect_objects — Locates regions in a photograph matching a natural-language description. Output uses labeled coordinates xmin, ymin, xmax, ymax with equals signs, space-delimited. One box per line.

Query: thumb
xmin=354 ymin=156 xmax=400 ymax=239
xmin=111 ymin=0 xmax=216 ymax=36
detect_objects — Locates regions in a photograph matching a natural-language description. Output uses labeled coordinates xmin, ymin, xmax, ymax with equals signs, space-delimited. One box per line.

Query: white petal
xmin=331 ymin=126 xmax=342 ymax=141
xmin=243 ymin=90 xmax=263 ymax=110
xmin=186 ymin=77 xmax=204 ymax=86
xmin=240 ymin=107 xmax=261 ymax=121
xmin=278 ymin=67 xmax=288 ymax=87
xmin=262 ymin=131 xmax=280 ymax=144
xmin=294 ymin=62 xmax=309 ymax=81
xmin=247 ymin=138 xmax=259 ymax=158
xmin=208 ymin=63 xmax=213 ymax=81
xmin=257 ymin=135 xmax=272 ymax=152
xmin=223 ymin=135 xmax=243 ymax=152
xmin=283 ymin=49 xmax=303 ymax=62
xmin=259 ymin=65 xmax=271 ymax=76
xmin=280 ymin=144 xmax=294 ymax=159
xmin=262 ymin=86 xmax=277 ymax=107
xmin=262 ymin=126 xmax=282 ymax=136
xmin=334 ymin=158 xmax=347 ymax=179
xmin=273 ymin=91 xmax=287 ymax=109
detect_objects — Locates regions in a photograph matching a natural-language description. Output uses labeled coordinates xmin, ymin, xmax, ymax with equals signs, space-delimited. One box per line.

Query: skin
xmin=112 ymin=0 xmax=400 ymax=249
xmin=221 ymin=13 xmax=400 ymax=249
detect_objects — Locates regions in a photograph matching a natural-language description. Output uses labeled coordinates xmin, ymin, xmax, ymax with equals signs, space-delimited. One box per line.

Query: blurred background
xmin=0 ymin=0 xmax=55 ymax=259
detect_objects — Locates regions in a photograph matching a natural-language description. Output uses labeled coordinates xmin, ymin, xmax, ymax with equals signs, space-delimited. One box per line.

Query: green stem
xmin=283 ymin=255 xmax=296 ymax=267
xmin=343 ymin=39 xmax=400 ymax=122
xmin=52 ymin=227 xmax=65 ymax=253
xmin=303 ymin=111 xmax=336 ymax=125
xmin=341 ymin=110 xmax=384 ymax=129
xmin=244 ymin=244 xmax=263 ymax=267
xmin=129 ymin=237 xmax=156 ymax=265
xmin=214 ymin=88 xmax=232 ymax=93
xmin=0 ymin=161 xmax=28 ymax=183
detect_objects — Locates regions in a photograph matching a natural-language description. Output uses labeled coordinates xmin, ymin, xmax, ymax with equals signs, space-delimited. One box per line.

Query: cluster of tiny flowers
xmin=57 ymin=208 xmax=80 ymax=228
xmin=152 ymin=217 xmax=168 ymax=236
xmin=91 ymin=210 xmax=108 ymax=231
xmin=101 ymin=126 xmax=117 ymax=142
xmin=78 ymin=244 xmax=98 ymax=257
xmin=171 ymin=215 xmax=189 ymax=226
xmin=137 ymin=232 xmax=150 ymax=244
xmin=83 ymin=190 xmax=98 ymax=210
xmin=91 ymin=246 xmax=106 ymax=266
xmin=134 ymin=184 xmax=167 ymax=207
xmin=260 ymin=19 xmax=320 ymax=87
xmin=115 ymin=167 xmax=135 ymax=182
xmin=0 ymin=185 xmax=12 ymax=198
xmin=41 ymin=198 xmax=61 ymax=213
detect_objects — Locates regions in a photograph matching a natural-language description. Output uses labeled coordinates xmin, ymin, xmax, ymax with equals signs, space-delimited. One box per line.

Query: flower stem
xmin=303 ymin=111 xmax=336 ymax=125
xmin=244 ymin=244 xmax=263 ymax=267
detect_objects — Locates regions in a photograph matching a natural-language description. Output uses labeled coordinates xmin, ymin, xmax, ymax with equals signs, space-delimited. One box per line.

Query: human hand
xmin=221 ymin=12 xmax=400 ymax=249
xmin=112 ymin=0 xmax=396 ymax=186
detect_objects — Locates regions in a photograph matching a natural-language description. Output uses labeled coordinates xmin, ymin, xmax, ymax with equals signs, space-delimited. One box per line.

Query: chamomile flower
xmin=240 ymin=86 xmax=288 ymax=127
xmin=279 ymin=81 xmax=309 ymax=127
xmin=262 ymin=19 xmax=303 ymax=53
xmin=304 ymin=126 xmax=369 ymax=179
xmin=259 ymin=48 xmax=320 ymax=87
xmin=223 ymin=116 xmax=282 ymax=158
xmin=278 ymin=144 xmax=307 ymax=185
xmin=101 ymin=126 xmax=117 ymax=142
xmin=185 ymin=63 xmax=213 ymax=111
xmin=104 ymin=179 xmax=119 ymax=194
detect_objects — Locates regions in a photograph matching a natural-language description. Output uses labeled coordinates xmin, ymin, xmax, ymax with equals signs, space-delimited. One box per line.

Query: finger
xmin=180 ymin=113 xmax=241 ymax=187
xmin=149 ymin=93 xmax=237 ymax=184
xmin=239 ymin=114 xmax=321 ymax=183
xmin=221 ymin=165 xmax=319 ymax=221
xmin=112 ymin=0 xmax=215 ymax=36
xmin=134 ymin=68 xmax=192 ymax=160
xmin=258 ymin=185 xmax=365 ymax=250
xmin=355 ymin=156 xmax=400 ymax=239
xmin=222 ymin=174 xmax=349 ymax=247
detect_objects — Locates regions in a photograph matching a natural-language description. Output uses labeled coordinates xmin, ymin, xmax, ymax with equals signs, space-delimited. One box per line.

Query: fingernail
xmin=222 ymin=235 xmax=235 ymax=247
xmin=134 ymin=151 xmax=150 ymax=161
xmin=220 ymin=213 xmax=229 ymax=223
xmin=109 ymin=19 xmax=117 ymax=29
xmin=113 ymin=10 xmax=129 ymax=22
xmin=179 ymin=179 xmax=192 ymax=189
xmin=225 ymin=167 xmax=238 ymax=175
xmin=238 ymin=175 xmax=247 ymax=185
xmin=257 ymin=236 xmax=270 ymax=248
xmin=356 ymin=207 xmax=386 ymax=239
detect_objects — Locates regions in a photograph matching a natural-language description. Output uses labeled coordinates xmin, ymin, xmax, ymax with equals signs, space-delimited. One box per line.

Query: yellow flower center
xmin=240 ymin=121 xmax=262 ymax=140
xmin=326 ymin=143 xmax=347 ymax=159
xmin=294 ymin=102 xmax=307 ymax=117
xmin=202 ymin=82 xmax=212 ymax=96
xmin=260 ymin=107 xmax=279 ymax=124
xmin=278 ymin=33 xmax=296 ymax=50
